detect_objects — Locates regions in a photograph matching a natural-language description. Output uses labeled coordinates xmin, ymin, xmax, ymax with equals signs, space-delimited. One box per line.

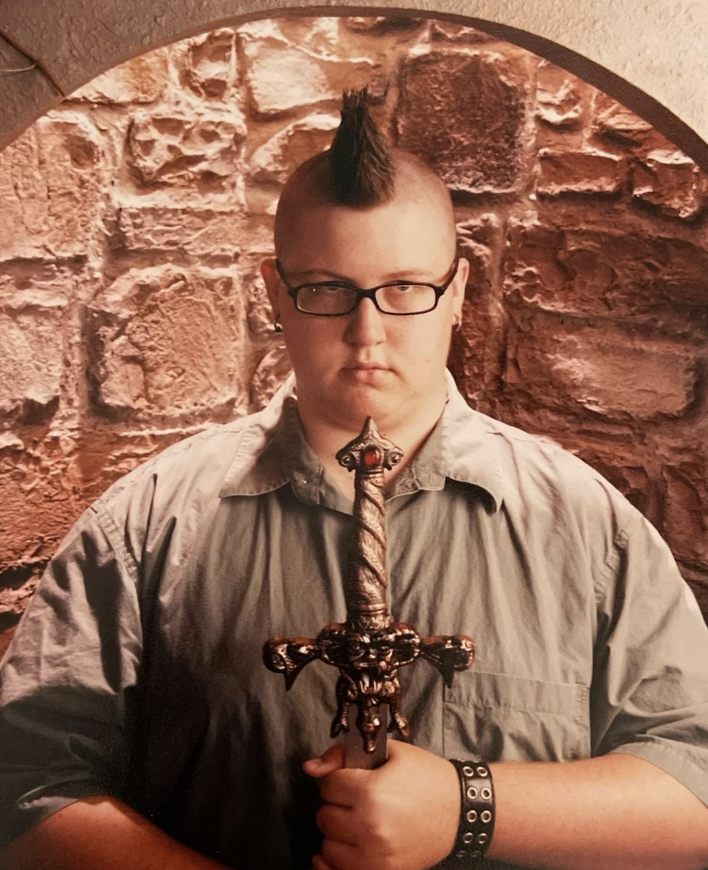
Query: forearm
xmin=487 ymin=753 xmax=708 ymax=870
xmin=0 ymin=796 xmax=229 ymax=870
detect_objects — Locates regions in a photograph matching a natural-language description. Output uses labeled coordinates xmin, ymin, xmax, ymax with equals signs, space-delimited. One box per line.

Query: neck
xmin=297 ymin=392 xmax=447 ymax=500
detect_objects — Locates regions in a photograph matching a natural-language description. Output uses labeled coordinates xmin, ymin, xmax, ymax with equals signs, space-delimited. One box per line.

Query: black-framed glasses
xmin=275 ymin=257 xmax=459 ymax=317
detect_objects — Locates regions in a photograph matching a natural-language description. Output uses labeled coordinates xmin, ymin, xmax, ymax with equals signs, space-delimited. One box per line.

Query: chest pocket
xmin=443 ymin=671 xmax=590 ymax=762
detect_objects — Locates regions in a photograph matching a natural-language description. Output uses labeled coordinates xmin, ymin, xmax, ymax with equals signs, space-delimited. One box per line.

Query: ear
xmin=452 ymin=257 xmax=469 ymax=319
xmin=260 ymin=257 xmax=281 ymax=312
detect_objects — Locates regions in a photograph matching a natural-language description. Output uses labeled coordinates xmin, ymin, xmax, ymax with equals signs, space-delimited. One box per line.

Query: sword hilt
xmin=263 ymin=417 xmax=475 ymax=758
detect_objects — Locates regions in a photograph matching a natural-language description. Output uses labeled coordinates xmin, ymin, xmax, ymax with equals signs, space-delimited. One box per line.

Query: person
xmin=1 ymin=89 xmax=708 ymax=870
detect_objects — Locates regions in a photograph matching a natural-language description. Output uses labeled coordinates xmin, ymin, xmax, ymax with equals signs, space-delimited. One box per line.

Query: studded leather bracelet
xmin=443 ymin=759 xmax=495 ymax=866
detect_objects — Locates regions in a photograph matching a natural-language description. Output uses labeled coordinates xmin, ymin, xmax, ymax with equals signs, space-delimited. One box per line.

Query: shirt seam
xmin=89 ymin=500 xmax=140 ymax=586
xmin=593 ymin=505 xmax=635 ymax=608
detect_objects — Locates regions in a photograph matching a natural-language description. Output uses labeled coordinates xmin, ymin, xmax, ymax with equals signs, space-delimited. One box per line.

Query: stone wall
xmin=1 ymin=16 xmax=707 ymax=656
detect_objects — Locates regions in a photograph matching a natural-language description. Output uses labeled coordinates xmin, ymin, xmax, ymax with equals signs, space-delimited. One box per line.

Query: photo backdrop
xmin=1 ymin=16 xmax=707 ymax=655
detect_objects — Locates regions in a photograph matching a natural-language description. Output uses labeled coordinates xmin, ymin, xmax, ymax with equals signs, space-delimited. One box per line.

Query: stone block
xmin=127 ymin=108 xmax=246 ymax=185
xmin=238 ymin=20 xmax=378 ymax=117
xmin=0 ymin=262 xmax=75 ymax=308
xmin=663 ymin=460 xmax=708 ymax=567
xmin=593 ymin=91 xmax=652 ymax=143
xmin=0 ymin=436 xmax=81 ymax=577
xmin=88 ymin=265 xmax=247 ymax=422
xmin=429 ymin=21 xmax=498 ymax=44
xmin=537 ymin=148 xmax=624 ymax=195
xmin=0 ymin=305 xmax=66 ymax=425
xmin=177 ymin=28 xmax=237 ymax=100
xmin=111 ymin=203 xmax=244 ymax=258
xmin=0 ymin=113 xmax=104 ymax=261
xmin=536 ymin=61 xmax=585 ymax=128
xmin=447 ymin=217 xmax=504 ymax=411
xmin=69 ymin=47 xmax=170 ymax=104
xmin=396 ymin=51 xmax=529 ymax=194
xmin=632 ymin=148 xmax=702 ymax=220
xmin=504 ymin=313 xmax=699 ymax=422
xmin=343 ymin=17 xmax=423 ymax=35
xmin=503 ymin=220 xmax=708 ymax=324
xmin=248 ymin=113 xmax=339 ymax=185
xmin=0 ymin=573 xmax=40 ymax=616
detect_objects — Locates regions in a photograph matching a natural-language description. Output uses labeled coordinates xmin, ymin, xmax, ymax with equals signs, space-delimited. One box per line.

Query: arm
xmin=0 ymin=796 xmax=229 ymax=870
xmin=305 ymin=741 xmax=708 ymax=870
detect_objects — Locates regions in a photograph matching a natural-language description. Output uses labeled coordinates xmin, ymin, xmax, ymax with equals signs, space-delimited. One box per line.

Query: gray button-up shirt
xmin=2 ymin=373 xmax=708 ymax=869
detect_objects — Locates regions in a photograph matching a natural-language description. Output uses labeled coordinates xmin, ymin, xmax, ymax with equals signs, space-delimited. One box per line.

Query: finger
xmin=312 ymin=854 xmax=338 ymax=870
xmin=316 ymin=804 xmax=357 ymax=844
xmin=303 ymin=743 xmax=346 ymax=778
xmin=319 ymin=769 xmax=368 ymax=807
xmin=322 ymin=838 xmax=360 ymax=870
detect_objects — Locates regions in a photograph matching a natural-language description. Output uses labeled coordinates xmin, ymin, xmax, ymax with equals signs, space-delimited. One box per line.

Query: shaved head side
xmin=274 ymin=88 xmax=458 ymax=259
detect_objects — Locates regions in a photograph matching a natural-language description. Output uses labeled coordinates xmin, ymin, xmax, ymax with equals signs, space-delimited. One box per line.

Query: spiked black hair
xmin=327 ymin=88 xmax=396 ymax=206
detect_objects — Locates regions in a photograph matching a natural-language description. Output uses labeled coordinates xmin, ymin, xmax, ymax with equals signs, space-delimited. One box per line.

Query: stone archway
xmin=2 ymin=1 xmax=708 ymax=165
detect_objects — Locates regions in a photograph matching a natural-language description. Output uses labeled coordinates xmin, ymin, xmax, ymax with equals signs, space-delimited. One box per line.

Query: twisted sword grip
xmin=346 ymin=459 xmax=391 ymax=627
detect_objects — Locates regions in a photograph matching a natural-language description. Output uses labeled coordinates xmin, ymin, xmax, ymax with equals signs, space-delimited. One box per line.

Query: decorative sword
xmin=263 ymin=417 xmax=475 ymax=768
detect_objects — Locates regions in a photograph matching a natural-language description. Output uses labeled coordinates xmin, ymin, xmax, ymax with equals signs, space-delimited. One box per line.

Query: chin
xmin=337 ymin=389 xmax=395 ymax=428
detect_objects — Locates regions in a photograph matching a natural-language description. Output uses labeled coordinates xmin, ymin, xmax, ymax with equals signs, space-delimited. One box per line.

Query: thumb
xmin=303 ymin=743 xmax=345 ymax=778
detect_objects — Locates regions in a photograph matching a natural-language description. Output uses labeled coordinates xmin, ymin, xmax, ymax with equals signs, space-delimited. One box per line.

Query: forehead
xmin=276 ymin=194 xmax=456 ymax=276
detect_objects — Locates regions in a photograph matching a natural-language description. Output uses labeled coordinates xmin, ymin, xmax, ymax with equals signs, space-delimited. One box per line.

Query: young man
xmin=1 ymin=91 xmax=708 ymax=870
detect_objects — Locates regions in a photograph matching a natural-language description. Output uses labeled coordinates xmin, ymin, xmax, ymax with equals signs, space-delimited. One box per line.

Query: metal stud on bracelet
xmin=444 ymin=759 xmax=495 ymax=866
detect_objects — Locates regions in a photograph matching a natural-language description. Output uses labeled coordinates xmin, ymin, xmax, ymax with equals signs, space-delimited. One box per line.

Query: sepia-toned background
xmin=1 ymin=15 xmax=707 ymax=656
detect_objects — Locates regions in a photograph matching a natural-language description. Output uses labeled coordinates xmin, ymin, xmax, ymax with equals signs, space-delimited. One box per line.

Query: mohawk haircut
xmin=327 ymin=88 xmax=396 ymax=206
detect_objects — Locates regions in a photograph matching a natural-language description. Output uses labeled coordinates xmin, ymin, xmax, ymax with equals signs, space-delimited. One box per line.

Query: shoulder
xmin=461 ymin=407 xmax=642 ymax=558
xmin=88 ymin=403 xmax=282 ymax=566
xmin=97 ymin=414 xmax=257 ymax=509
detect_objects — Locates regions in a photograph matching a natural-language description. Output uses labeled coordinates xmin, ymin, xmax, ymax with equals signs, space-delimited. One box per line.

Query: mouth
xmin=343 ymin=362 xmax=389 ymax=372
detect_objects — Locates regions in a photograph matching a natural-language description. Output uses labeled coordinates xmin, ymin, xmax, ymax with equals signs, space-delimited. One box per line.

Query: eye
xmin=303 ymin=283 xmax=350 ymax=295
xmin=296 ymin=283 xmax=357 ymax=315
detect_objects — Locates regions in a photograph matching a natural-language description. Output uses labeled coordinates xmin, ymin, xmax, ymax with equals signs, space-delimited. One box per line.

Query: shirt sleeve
xmin=590 ymin=505 xmax=708 ymax=807
xmin=0 ymin=503 xmax=142 ymax=849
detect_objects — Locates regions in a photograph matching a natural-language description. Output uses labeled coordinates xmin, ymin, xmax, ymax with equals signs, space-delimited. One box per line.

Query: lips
xmin=344 ymin=362 xmax=389 ymax=371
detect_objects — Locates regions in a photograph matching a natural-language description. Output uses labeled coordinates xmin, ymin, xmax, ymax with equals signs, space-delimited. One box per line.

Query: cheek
xmin=405 ymin=317 xmax=452 ymax=360
xmin=284 ymin=323 xmax=340 ymax=371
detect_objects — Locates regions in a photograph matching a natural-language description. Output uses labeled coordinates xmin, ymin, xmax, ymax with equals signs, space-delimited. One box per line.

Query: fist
xmin=303 ymin=740 xmax=460 ymax=870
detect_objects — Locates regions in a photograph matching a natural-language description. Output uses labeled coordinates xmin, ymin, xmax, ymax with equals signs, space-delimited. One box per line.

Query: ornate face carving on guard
xmin=317 ymin=624 xmax=420 ymax=674
xmin=263 ymin=417 xmax=475 ymax=755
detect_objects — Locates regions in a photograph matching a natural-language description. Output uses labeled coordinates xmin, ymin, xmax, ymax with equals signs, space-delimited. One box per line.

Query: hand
xmin=303 ymin=740 xmax=460 ymax=870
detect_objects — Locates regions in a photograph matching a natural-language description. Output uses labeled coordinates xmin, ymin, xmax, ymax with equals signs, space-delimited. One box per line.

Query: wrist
xmin=442 ymin=759 xmax=496 ymax=866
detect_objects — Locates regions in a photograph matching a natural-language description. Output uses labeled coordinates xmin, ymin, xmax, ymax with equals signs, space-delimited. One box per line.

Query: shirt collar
xmin=219 ymin=370 xmax=503 ymax=512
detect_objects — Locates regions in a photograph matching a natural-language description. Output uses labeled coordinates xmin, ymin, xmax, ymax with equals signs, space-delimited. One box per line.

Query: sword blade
xmin=341 ymin=704 xmax=388 ymax=769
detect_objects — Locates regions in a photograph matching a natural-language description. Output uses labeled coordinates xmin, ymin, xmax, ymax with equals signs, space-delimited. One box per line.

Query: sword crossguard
xmin=263 ymin=625 xmax=475 ymax=753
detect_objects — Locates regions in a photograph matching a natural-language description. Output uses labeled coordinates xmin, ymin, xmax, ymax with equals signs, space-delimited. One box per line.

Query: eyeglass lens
xmin=296 ymin=283 xmax=438 ymax=315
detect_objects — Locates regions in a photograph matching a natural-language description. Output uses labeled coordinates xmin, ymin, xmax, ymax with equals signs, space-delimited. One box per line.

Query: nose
xmin=343 ymin=297 xmax=386 ymax=346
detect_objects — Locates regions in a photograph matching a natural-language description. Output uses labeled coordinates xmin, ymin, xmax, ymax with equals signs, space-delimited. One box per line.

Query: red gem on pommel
xmin=334 ymin=417 xmax=404 ymax=474
xmin=363 ymin=445 xmax=382 ymax=468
